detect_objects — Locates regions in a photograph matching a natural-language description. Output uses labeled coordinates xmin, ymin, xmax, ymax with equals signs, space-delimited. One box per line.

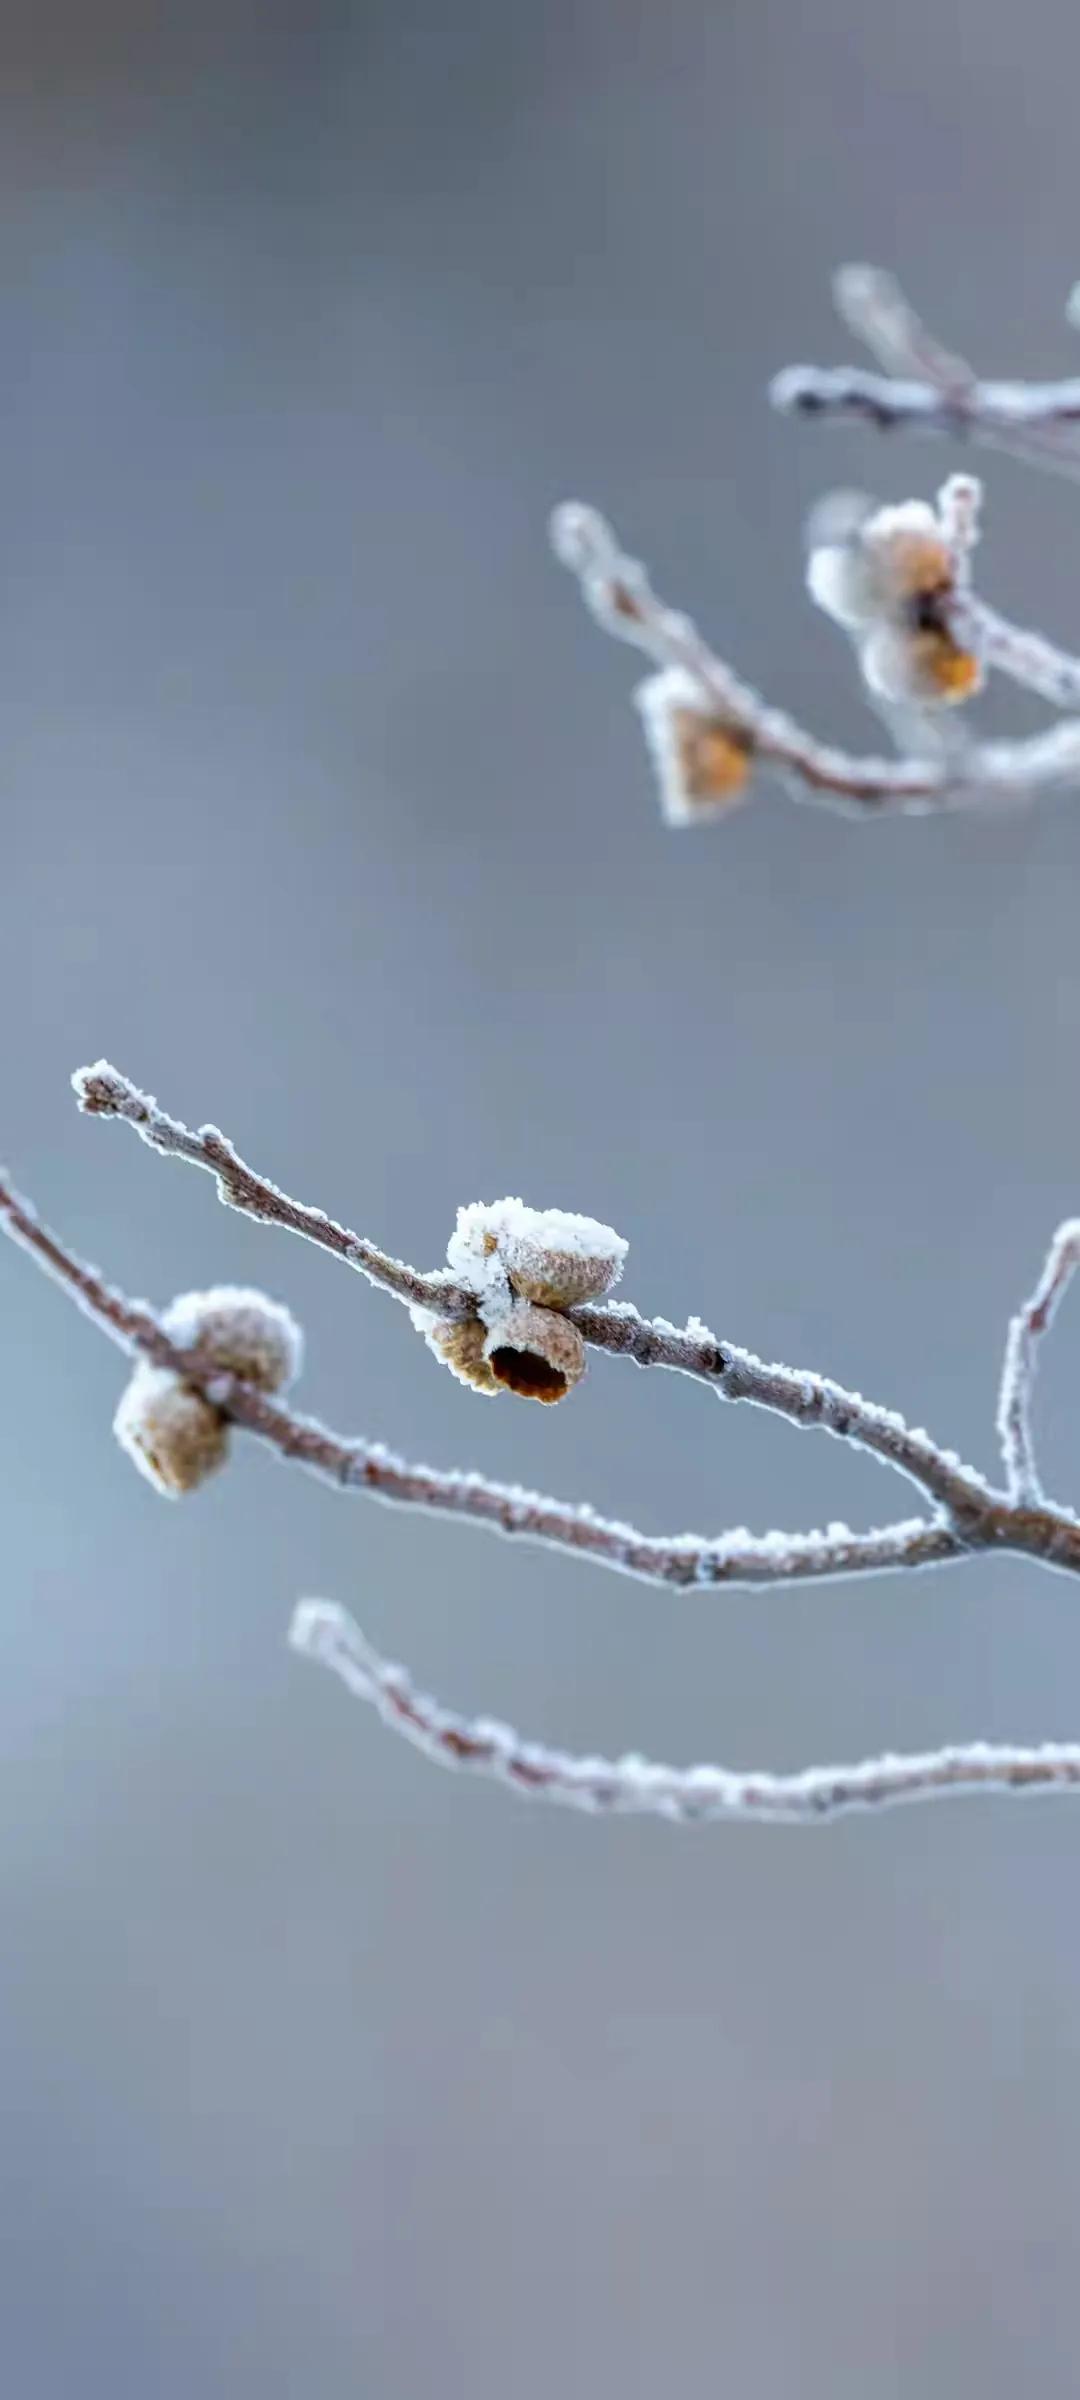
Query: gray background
xmin=3 ymin=1 xmax=1080 ymax=2391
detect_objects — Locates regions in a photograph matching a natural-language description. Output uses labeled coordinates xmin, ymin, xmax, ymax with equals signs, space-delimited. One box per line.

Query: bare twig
xmin=997 ymin=1219 xmax=1080 ymax=1505
xmin=772 ymin=264 xmax=1080 ymax=481
xmin=551 ymin=503 xmax=1080 ymax=817
xmin=290 ymin=1599 xmax=1080 ymax=1824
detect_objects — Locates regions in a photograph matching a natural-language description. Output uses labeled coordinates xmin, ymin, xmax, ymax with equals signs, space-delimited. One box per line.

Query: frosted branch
xmin=0 ymin=1165 xmax=967 ymax=1594
xmin=773 ymin=264 xmax=1080 ymax=481
xmin=998 ymin=1220 xmax=1080 ymax=1504
xmin=290 ymin=1600 xmax=1080 ymax=1824
xmin=71 ymin=1061 xmax=992 ymax=1516
xmin=551 ymin=503 xmax=1080 ymax=818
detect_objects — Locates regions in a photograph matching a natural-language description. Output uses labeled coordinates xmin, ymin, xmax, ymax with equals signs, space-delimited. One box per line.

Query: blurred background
xmin=5 ymin=0 xmax=1080 ymax=2391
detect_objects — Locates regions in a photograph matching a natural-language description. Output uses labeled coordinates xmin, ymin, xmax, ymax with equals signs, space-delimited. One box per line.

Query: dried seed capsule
xmin=500 ymin=1206 xmax=627 ymax=1309
xmin=114 ymin=1364 xmax=229 ymax=1496
xmin=482 ymin=1299 xmax=586 ymax=1403
xmin=161 ymin=1285 xmax=303 ymax=1394
xmin=637 ymin=668 xmax=753 ymax=825
xmin=410 ymin=1305 xmax=502 ymax=1396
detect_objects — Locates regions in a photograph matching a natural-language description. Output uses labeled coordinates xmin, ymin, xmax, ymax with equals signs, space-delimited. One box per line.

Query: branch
xmin=0 ymin=1165 xmax=961 ymax=1594
xmin=290 ymin=1600 xmax=1080 ymax=1824
xmin=70 ymin=1061 xmax=991 ymax=1518
xmin=550 ymin=503 xmax=1080 ymax=818
xmin=772 ymin=263 xmax=1080 ymax=481
xmin=998 ymin=1220 xmax=1080 ymax=1504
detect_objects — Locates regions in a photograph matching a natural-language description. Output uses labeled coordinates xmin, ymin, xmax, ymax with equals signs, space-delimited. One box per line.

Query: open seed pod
xmin=482 ymin=1298 xmax=586 ymax=1404
xmin=114 ymin=1364 xmax=230 ymax=1496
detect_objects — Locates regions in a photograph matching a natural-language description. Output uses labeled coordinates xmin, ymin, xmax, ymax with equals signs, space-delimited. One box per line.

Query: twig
xmin=550 ymin=504 xmax=1080 ymax=817
xmin=0 ymin=1165 xmax=963 ymax=1594
xmin=290 ymin=1599 xmax=1080 ymax=1824
xmin=997 ymin=1219 xmax=1080 ymax=1505
xmin=772 ymin=264 xmax=1080 ymax=481
xmin=70 ymin=1062 xmax=992 ymax=1517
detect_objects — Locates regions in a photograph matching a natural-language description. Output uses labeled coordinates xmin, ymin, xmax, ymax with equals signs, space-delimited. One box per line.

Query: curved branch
xmin=291 ymin=1599 xmax=1080 ymax=1824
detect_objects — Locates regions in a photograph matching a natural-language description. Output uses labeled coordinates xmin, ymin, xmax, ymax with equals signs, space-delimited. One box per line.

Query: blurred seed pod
xmin=636 ymin=667 xmax=753 ymax=825
xmin=161 ymin=1285 xmax=303 ymax=1394
xmin=114 ymin=1364 xmax=229 ymax=1496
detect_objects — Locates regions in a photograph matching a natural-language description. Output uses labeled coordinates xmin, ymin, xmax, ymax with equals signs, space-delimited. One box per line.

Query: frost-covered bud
xmin=808 ymin=496 xmax=982 ymax=709
xmin=160 ymin=1286 xmax=303 ymax=1394
xmin=114 ymin=1365 xmax=229 ymax=1497
xmin=500 ymin=1206 xmax=627 ymax=1309
xmin=410 ymin=1306 xmax=502 ymax=1396
xmin=482 ymin=1299 xmax=586 ymax=1404
xmin=636 ymin=668 xmax=753 ymax=825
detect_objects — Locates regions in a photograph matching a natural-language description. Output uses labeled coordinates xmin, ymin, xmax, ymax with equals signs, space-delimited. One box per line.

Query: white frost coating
xmin=447 ymin=1197 xmax=627 ymax=1311
xmin=162 ymin=1285 xmax=303 ymax=1395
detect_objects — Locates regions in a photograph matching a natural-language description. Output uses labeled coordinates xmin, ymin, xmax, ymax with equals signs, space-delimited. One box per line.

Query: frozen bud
xmin=410 ymin=1305 xmax=502 ymax=1396
xmin=114 ymin=1365 xmax=229 ymax=1497
xmin=482 ymin=1298 xmax=586 ymax=1404
xmin=636 ymin=669 xmax=753 ymax=825
xmin=161 ymin=1285 xmax=303 ymax=1394
xmin=500 ymin=1205 xmax=627 ymax=1309
xmin=445 ymin=1201 xmax=517 ymax=1305
xmin=860 ymin=620 xmax=983 ymax=707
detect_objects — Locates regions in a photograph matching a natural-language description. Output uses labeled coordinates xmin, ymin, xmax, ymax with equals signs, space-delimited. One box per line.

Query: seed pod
xmin=114 ymin=1364 xmax=229 ymax=1496
xmin=637 ymin=668 xmax=753 ymax=825
xmin=501 ymin=1205 xmax=627 ymax=1309
xmin=410 ymin=1306 xmax=502 ymax=1396
xmin=161 ymin=1285 xmax=303 ymax=1394
xmin=860 ymin=621 xmax=983 ymax=707
xmin=482 ymin=1299 xmax=586 ymax=1404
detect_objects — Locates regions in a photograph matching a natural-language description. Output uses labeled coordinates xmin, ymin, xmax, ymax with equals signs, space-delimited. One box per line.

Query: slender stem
xmin=72 ymin=1061 xmax=991 ymax=1518
xmin=291 ymin=1599 xmax=1080 ymax=1824
xmin=998 ymin=1220 xmax=1080 ymax=1503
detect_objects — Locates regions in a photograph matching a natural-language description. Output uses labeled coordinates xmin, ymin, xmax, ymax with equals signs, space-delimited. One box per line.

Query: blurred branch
xmin=291 ymin=1599 xmax=1080 ymax=1824
xmin=772 ymin=263 xmax=1080 ymax=480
